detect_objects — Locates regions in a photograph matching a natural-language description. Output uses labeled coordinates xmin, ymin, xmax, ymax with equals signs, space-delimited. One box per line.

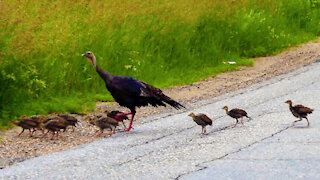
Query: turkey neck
xmin=90 ymin=56 xmax=114 ymax=83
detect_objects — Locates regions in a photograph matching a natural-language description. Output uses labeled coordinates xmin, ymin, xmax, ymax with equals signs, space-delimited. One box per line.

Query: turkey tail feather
xmin=162 ymin=95 xmax=186 ymax=109
xmin=140 ymin=80 xmax=186 ymax=109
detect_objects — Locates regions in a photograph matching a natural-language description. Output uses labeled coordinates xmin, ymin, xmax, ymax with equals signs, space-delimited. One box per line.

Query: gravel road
xmin=1 ymin=62 xmax=319 ymax=179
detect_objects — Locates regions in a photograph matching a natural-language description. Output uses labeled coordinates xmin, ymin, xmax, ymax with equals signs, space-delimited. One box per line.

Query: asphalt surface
xmin=1 ymin=62 xmax=320 ymax=180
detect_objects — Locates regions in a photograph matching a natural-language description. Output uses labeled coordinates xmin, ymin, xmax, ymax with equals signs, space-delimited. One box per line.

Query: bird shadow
xmin=292 ymin=124 xmax=310 ymax=129
xmin=114 ymin=128 xmax=156 ymax=136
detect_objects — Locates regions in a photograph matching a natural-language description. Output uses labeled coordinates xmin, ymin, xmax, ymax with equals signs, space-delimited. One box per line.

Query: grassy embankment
xmin=1 ymin=0 xmax=320 ymax=128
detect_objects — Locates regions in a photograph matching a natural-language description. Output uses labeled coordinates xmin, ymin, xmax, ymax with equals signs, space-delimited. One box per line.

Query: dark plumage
xmin=29 ymin=115 xmax=46 ymax=122
xmin=106 ymin=110 xmax=129 ymax=120
xmin=41 ymin=116 xmax=68 ymax=140
xmin=82 ymin=51 xmax=185 ymax=132
xmin=87 ymin=114 xmax=119 ymax=136
xmin=285 ymin=100 xmax=313 ymax=126
xmin=11 ymin=116 xmax=42 ymax=137
xmin=105 ymin=110 xmax=128 ymax=129
xmin=222 ymin=106 xmax=251 ymax=127
xmin=41 ymin=114 xmax=60 ymax=124
xmin=188 ymin=112 xmax=212 ymax=134
xmin=58 ymin=114 xmax=78 ymax=131
xmin=29 ymin=115 xmax=46 ymax=134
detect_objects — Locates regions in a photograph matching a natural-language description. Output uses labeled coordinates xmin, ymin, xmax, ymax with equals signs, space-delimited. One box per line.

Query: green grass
xmin=1 ymin=0 xmax=320 ymax=128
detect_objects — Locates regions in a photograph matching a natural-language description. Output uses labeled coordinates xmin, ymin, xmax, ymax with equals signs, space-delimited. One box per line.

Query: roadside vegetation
xmin=1 ymin=0 xmax=320 ymax=128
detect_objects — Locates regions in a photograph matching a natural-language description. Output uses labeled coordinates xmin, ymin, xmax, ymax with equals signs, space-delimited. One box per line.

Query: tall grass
xmin=1 ymin=0 xmax=320 ymax=128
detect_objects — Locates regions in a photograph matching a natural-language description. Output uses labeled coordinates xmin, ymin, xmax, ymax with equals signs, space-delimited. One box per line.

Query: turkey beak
xmin=81 ymin=53 xmax=86 ymax=57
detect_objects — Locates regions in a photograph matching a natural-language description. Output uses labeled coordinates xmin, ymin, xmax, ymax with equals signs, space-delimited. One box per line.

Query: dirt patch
xmin=1 ymin=39 xmax=320 ymax=168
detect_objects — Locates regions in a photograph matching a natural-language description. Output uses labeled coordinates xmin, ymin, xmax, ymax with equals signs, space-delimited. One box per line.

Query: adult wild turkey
xmin=188 ymin=112 xmax=212 ymax=134
xmin=222 ymin=106 xmax=251 ymax=127
xmin=285 ymin=100 xmax=313 ymax=126
xmin=105 ymin=110 xmax=128 ymax=129
xmin=82 ymin=51 xmax=185 ymax=132
xmin=11 ymin=116 xmax=42 ymax=137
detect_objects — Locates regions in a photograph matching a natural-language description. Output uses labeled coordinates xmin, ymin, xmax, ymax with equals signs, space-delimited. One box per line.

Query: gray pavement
xmin=1 ymin=62 xmax=320 ymax=180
